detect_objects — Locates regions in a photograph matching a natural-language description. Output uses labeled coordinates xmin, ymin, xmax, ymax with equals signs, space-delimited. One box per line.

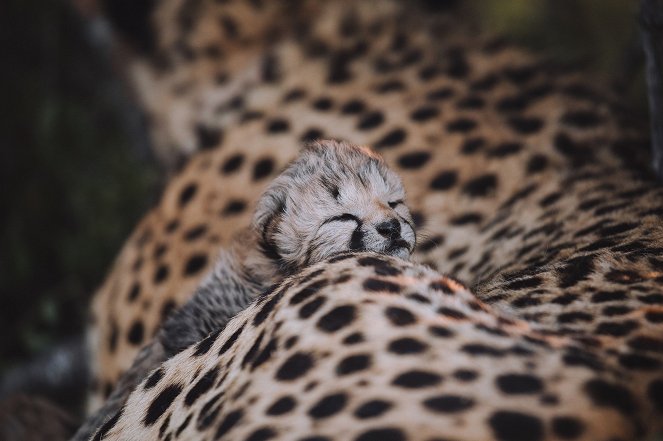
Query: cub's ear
xmin=252 ymin=182 xmax=288 ymax=233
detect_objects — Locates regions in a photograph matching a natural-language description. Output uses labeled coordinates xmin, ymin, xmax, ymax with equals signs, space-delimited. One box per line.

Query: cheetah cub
xmin=75 ymin=140 xmax=415 ymax=440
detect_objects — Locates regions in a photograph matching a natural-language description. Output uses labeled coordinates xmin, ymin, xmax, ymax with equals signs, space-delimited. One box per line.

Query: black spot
xmin=375 ymin=128 xmax=406 ymax=149
xmin=127 ymin=320 xmax=144 ymax=345
xmin=488 ymin=411 xmax=544 ymax=441
xmin=595 ymin=320 xmax=639 ymax=337
xmin=375 ymin=79 xmax=405 ymax=93
xmin=363 ymin=278 xmax=401 ymax=293
xmin=496 ymin=95 xmax=528 ymax=112
xmin=275 ymin=352 xmax=314 ymax=381
xmin=429 ymin=326 xmax=454 ymax=338
xmin=355 ymin=428 xmax=405 ymax=441
xmin=193 ymin=329 xmax=221 ymax=356
xmin=392 ymin=370 xmax=442 ymax=388
xmin=461 ymin=344 xmax=505 ymax=357
xmin=584 ymin=379 xmax=637 ymax=415
xmin=253 ymin=158 xmax=275 ymax=181
xmin=527 ymin=154 xmax=548 ymax=174
xmin=450 ymin=213 xmax=483 ymax=225
xmin=430 ymin=170 xmax=458 ymax=190
xmin=253 ymin=290 xmax=286 ymax=326
xmin=301 ymin=128 xmax=324 ymax=143
xmin=410 ymin=106 xmax=439 ymax=122
xmin=496 ymin=374 xmax=543 ymax=394
xmin=290 ymin=279 xmax=328 ymax=305
xmin=385 ymin=306 xmax=416 ymax=326
xmin=557 ymin=255 xmax=594 ymax=288
xmin=218 ymin=326 xmax=243 ymax=356
xmin=358 ymin=256 xmax=402 ymax=276
xmin=453 ymin=369 xmax=478 ymax=381
xmin=178 ymin=183 xmax=198 ymax=207
xmin=195 ymin=124 xmax=222 ymax=149
xmin=488 ymin=142 xmax=522 ymax=158
xmin=418 ymin=64 xmax=439 ymax=80
xmin=336 ymin=354 xmax=371 ymax=375
xmin=341 ymin=99 xmax=366 ymax=114
xmin=312 ymin=97 xmax=333 ymax=111
xmin=507 ymin=116 xmax=544 ymax=134
xmin=388 ymin=337 xmax=428 ymax=354
xmin=398 ymin=151 xmax=431 ymax=169
xmin=222 ymin=199 xmax=246 ymax=216
xmin=447 ymin=118 xmax=477 ymax=132
xmin=127 ymin=282 xmax=141 ymax=302
xmin=165 ymin=220 xmax=179 ymax=233
xmin=559 ymin=311 xmax=594 ymax=324
xmin=218 ymin=13 xmax=239 ymax=38
xmin=357 ymin=111 xmax=385 ymax=130
xmin=628 ymin=336 xmax=663 ymax=353
xmin=551 ymin=416 xmax=585 ymax=439
xmin=343 ymin=332 xmax=364 ymax=345
xmin=437 ymin=307 xmax=466 ymax=320
xmin=317 ymin=305 xmax=356 ymax=332
xmin=554 ymin=132 xmax=593 ymax=165
xmin=423 ymin=395 xmax=475 ymax=413
xmin=283 ymin=88 xmax=306 ymax=102
xmin=561 ymin=110 xmax=603 ymax=128
xmin=354 ymin=400 xmax=392 ymax=419
xmin=308 ymin=393 xmax=348 ymax=419
xmin=646 ymin=311 xmax=663 ymax=323
xmin=327 ymin=50 xmax=354 ymax=84
xmin=457 ymin=96 xmax=485 ymax=109
xmin=184 ymin=254 xmax=208 ymax=276
xmin=266 ymin=396 xmax=296 ymax=416
xmin=427 ymin=87 xmax=454 ymax=101
xmin=221 ymin=154 xmax=244 ymax=174
xmin=463 ymin=174 xmax=497 ymax=197
xmin=144 ymin=384 xmax=183 ymax=426
xmin=184 ymin=367 xmax=219 ymax=406
xmin=93 ymin=408 xmax=123 ymax=441
xmin=214 ymin=409 xmax=243 ymax=438
xmin=266 ymin=118 xmax=290 ymax=133
xmin=184 ymin=225 xmax=207 ymax=241
xmin=252 ymin=337 xmax=278 ymax=370
xmin=592 ymin=290 xmax=627 ymax=303
xmin=299 ymin=295 xmax=327 ymax=319
xmin=245 ymin=427 xmax=277 ymax=441
xmin=144 ymin=368 xmax=164 ymax=390
xmin=618 ymin=353 xmax=661 ymax=370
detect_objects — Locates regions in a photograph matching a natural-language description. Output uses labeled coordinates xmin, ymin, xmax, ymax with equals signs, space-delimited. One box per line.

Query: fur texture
xmin=73 ymin=140 xmax=414 ymax=440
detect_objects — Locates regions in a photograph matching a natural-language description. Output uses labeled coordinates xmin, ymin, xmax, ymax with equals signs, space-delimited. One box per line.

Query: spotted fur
xmin=81 ymin=0 xmax=663 ymax=440
xmin=74 ymin=140 xmax=414 ymax=440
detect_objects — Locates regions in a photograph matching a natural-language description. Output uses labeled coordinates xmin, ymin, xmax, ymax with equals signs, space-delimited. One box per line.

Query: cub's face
xmin=254 ymin=140 xmax=416 ymax=274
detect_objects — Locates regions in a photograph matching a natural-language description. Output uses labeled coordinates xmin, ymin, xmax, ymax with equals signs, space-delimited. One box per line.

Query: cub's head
xmin=253 ymin=140 xmax=415 ymax=274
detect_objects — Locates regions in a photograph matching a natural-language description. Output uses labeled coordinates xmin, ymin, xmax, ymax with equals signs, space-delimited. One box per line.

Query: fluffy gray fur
xmin=73 ymin=140 xmax=415 ymax=440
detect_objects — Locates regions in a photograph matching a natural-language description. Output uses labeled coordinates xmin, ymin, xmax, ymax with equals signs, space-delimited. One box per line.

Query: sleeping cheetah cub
xmin=74 ymin=140 xmax=415 ymax=439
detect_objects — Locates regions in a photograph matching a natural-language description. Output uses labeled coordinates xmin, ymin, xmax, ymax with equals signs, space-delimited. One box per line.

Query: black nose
xmin=376 ymin=219 xmax=401 ymax=239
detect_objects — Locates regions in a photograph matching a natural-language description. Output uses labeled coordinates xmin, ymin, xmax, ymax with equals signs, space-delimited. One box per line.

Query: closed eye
xmin=321 ymin=213 xmax=361 ymax=225
xmin=388 ymin=200 xmax=403 ymax=209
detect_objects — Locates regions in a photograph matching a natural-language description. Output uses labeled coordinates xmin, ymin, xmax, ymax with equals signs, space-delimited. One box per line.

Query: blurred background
xmin=0 ymin=0 xmax=648 ymax=375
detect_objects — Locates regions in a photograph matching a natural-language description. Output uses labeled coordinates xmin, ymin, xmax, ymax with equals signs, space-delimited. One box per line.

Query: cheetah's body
xmin=85 ymin=0 xmax=663 ymax=439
